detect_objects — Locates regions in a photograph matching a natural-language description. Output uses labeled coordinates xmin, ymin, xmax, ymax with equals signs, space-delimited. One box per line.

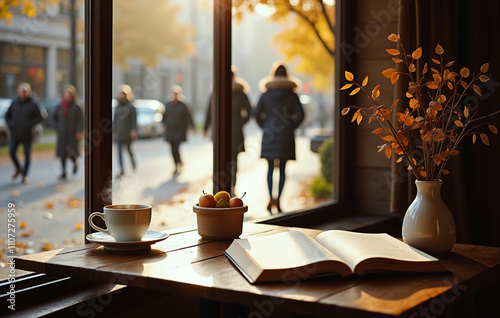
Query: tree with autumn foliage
xmin=341 ymin=34 xmax=500 ymax=181
xmin=113 ymin=0 xmax=195 ymax=69
xmin=0 ymin=0 xmax=61 ymax=23
xmin=1 ymin=0 xmax=195 ymax=70
xmin=232 ymin=0 xmax=334 ymax=92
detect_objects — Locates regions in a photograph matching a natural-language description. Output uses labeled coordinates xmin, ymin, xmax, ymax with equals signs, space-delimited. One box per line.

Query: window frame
xmin=83 ymin=0 xmax=356 ymax=238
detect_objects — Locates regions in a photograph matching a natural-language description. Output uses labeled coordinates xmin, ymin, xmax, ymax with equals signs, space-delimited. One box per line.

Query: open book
xmin=224 ymin=230 xmax=447 ymax=284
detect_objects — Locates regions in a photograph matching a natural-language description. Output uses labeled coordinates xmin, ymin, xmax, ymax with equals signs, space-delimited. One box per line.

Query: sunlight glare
xmin=255 ymin=3 xmax=276 ymax=17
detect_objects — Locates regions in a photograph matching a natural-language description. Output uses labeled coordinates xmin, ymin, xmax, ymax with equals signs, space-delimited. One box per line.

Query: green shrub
xmin=318 ymin=138 xmax=333 ymax=184
xmin=309 ymin=175 xmax=333 ymax=200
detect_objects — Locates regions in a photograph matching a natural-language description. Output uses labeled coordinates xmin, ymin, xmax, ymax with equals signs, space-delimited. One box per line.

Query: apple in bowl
xmin=194 ymin=191 xmax=248 ymax=240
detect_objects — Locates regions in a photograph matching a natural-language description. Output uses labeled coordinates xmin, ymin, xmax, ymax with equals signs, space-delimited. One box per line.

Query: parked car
xmin=0 ymin=99 xmax=10 ymax=147
xmin=0 ymin=98 xmax=45 ymax=146
xmin=112 ymin=98 xmax=164 ymax=139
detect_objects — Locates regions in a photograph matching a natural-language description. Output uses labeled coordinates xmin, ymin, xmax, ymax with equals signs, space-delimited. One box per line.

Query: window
xmin=86 ymin=0 xmax=346 ymax=237
xmin=0 ymin=44 xmax=46 ymax=98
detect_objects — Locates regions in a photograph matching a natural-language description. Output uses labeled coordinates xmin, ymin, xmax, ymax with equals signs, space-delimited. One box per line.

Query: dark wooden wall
xmin=352 ymin=0 xmax=398 ymax=214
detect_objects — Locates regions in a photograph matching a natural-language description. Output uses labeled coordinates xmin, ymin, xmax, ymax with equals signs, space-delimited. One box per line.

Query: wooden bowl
xmin=193 ymin=204 xmax=248 ymax=240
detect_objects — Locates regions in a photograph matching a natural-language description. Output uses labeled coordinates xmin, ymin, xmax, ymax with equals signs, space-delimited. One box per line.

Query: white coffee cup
xmin=88 ymin=204 xmax=152 ymax=241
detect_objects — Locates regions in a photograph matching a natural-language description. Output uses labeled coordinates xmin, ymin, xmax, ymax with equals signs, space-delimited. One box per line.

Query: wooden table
xmin=15 ymin=223 xmax=500 ymax=317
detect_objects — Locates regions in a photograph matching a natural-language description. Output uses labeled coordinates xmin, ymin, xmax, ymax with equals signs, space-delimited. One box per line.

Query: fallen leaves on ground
xmin=41 ymin=242 xmax=52 ymax=251
xmin=21 ymin=229 xmax=34 ymax=237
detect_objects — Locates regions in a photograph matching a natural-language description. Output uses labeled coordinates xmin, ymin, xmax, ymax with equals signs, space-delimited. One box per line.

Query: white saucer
xmin=86 ymin=230 xmax=169 ymax=251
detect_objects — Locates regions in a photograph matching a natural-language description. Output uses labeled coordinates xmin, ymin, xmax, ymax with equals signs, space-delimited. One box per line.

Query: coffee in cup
xmin=88 ymin=204 xmax=152 ymax=241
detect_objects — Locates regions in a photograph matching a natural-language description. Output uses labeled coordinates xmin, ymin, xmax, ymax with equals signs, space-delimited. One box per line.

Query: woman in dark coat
xmin=113 ymin=84 xmax=137 ymax=177
xmin=162 ymin=85 xmax=194 ymax=175
xmin=253 ymin=62 xmax=305 ymax=214
xmin=203 ymin=66 xmax=252 ymax=190
xmin=52 ymin=85 xmax=84 ymax=181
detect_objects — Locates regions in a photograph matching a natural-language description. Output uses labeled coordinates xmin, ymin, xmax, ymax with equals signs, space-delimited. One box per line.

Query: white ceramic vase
xmin=402 ymin=180 xmax=456 ymax=254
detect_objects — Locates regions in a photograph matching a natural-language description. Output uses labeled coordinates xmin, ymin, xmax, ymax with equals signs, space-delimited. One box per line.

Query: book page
xmin=239 ymin=230 xmax=349 ymax=270
xmin=315 ymin=230 xmax=438 ymax=272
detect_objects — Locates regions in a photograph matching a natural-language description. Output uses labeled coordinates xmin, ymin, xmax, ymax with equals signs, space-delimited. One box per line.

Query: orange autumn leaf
xmin=409 ymin=98 xmax=419 ymax=109
xmin=372 ymin=128 xmax=385 ymax=134
xmin=345 ymin=71 xmax=354 ymax=81
xmin=388 ymin=33 xmax=399 ymax=42
xmin=45 ymin=202 xmax=55 ymax=209
xmin=489 ymin=124 xmax=498 ymax=134
xmin=435 ymin=44 xmax=444 ymax=55
xmin=371 ymin=84 xmax=381 ymax=99
xmin=381 ymin=135 xmax=396 ymax=142
xmin=480 ymin=133 xmax=490 ymax=146
xmin=41 ymin=243 xmax=53 ymax=251
xmin=390 ymin=73 xmax=399 ymax=84
xmin=384 ymin=146 xmax=392 ymax=159
xmin=426 ymin=82 xmax=439 ymax=89
xmin=74 ymin=223 xmax=82 ymax=230
xmin=382 ymin=68 xmax=397 ymax=78
xmin=349 ymin=87 xmax=361 ymax=96
xmin=479 ymin=75 xmax=490 ymax=82
xmin=68 ymin=199 xmax=80 ymax=208
xmin=20 ymin=221 xmax=26 ymax=229
xmin=480 ymin=62 xmax=489 ymax=73
xmin=412 ymin=47 xmax=422 ymax=59
xmin=361 ymin=76 xmax=369 ymax=87
xmin=460 ymin=67 xmax=470 ymax=78
xmin=386 ymin=48 xmax=400 ymax=56
xmin=340 ymin=83 xmax=353 ymax=90
xmin=473 ymin=84 xmax=482 ymax=95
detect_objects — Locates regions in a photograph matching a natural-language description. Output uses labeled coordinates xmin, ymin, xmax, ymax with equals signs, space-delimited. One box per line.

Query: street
xmin=0 ymin=122 xmax=321 ymax=265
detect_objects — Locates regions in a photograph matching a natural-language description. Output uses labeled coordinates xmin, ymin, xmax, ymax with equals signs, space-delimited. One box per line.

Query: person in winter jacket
xmin=203 ymin=66 xmax=252 ymax=191
xmin=52 ymin=85 xmax=84 ymax=181
xmin=162 ymin=85 xmax=194 ymax=175
xmin=253 ymin=62 xmax=305 ymax=214
xmin=113 ymin=84 xmax=137 ymax=178
xmin=5 ymin=82 xmax=44 ymax=184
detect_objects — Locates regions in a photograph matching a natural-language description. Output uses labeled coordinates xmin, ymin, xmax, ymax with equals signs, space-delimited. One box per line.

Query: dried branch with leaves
xmin=341 ymin=33 xmax=500 ymax=181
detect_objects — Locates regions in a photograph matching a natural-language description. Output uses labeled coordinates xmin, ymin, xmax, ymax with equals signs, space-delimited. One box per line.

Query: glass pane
xmin=1 ymin=42 xmax=23 ymax=62
xmin=111 ymin=0 xmax=211 ymax=231
xmin=231 ymin=2 xmax=336 ymax=216
xmin=110 ymin=0 xmax=336 ymax=235
xmin=25 ymin=46 xmax=45 ymax=63
xmin=0 ymin=3 xmax=85 ymax=280
xmin=0 ymin=65 xmax=22 ymax=97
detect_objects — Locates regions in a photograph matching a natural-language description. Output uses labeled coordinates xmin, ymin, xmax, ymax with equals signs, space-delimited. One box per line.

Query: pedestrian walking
xmin=52 ymin=85 xmax=84 ymax=181
xmin=203 ymin=66 xmax=252 ymax=191
xmin=5 ymin=82 xmax=45 ymax=184
xmin=113 ymin=84 xmax=137 ymax=178
xmin=162 ymin=85 xmax=194 ymax=175
xmin=253 ymin=62 xmax=305 ymax=214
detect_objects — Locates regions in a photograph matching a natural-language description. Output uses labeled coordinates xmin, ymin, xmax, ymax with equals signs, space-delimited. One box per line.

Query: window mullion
xmin=84 ymin=0 xmax=113 ymax=236
xmin=212 ymin=0 xmax=232 ymax=194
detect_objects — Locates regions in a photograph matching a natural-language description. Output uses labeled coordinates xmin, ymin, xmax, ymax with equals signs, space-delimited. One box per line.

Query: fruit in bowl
xmin=194 ymin=191 xmax=248 ymax=240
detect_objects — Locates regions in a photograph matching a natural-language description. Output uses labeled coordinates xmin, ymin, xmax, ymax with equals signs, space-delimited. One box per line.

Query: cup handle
xmin=88 ymin=212 xmax=110 ymax=236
